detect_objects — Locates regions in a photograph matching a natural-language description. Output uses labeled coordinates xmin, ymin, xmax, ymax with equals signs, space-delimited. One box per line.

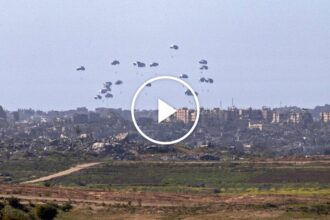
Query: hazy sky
xmin=0 ymin=0 xmax=329 ymax=111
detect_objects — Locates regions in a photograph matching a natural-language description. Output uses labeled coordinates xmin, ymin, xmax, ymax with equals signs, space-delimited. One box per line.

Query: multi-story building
xmin=272 ymin=110 xmax=313 ymax=125
xmin=272 ymin=112 xmax=289 ymax=124
xmin=239 ymin=108 xmax=263 ymax=121
xmin=13 ymin=111 xmax=20 ymax=122
xmin=18 ymin=109 xmax=35 ymax=121
xmin=261 ymin=106 xmax=273 ymax=122
xmin=289 ymin=112 xmax=301 ymax=124
xmin=176 ymin=108 xmax=190 ymax=123
xmin=76 ymin=107 xmax=89 ymax=113
xmin=89 ymin=112 xmax=101 ymax=123
xmin=288 ymin=110 xmax=313 ymax=125
xmin=190 ymin=110 xmax=197 ymax=122
xmin=0 ymin=106 xmax=6 ymax=126
xmin=320 ymin=112 xmax=330 ymax=123
xmin=200 ymin=108 xmax=220 ymax=125
xmin=225 ymin=107 xmax=239 ymax=121
xmin=0 ymin=106 xmax=6 ymax=121
xmin=248 ymin=121 xmax=263 ymax=131
xmin=95 ymin=108 xmax=109 ymax=117
xmin=73 ymin=113 xmax=88 ymax=124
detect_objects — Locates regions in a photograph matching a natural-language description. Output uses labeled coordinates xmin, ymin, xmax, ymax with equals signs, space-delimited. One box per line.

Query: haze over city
xmin=1 ymin=0 xmax=330 ymax=111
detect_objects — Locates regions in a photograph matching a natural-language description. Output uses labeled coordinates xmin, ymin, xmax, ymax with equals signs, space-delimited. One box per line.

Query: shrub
xmin=35 ymin=203 xmax=58 ymax=220
xmin=61 ymin=202 xmax=73 ymax=212
xmin=7 ymin=197 xmax=23 ymax=210
xmin=0 ymin=201 xmax=5 ymax=210
xmin=2 ymin=206 xmax=30 ymax=220
xmin=43 ymin=182 xmax=51 ymax=187
xmin=0 ymin=202 xmax=4 ymax=220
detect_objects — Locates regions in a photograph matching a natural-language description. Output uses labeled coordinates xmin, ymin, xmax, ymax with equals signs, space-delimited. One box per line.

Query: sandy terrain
xmin=1 ymin=184 xmax=329 ymax=207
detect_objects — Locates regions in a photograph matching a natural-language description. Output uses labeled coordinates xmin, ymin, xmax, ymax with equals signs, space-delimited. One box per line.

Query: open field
xmin=0 ymin=153 xmax=98 ymax=183
xmin=1 ymin=158 xmax=330 ymax=219
xmin=42 ymin=159 xmax=330 ymax=195
xmin=2 ymin=158 xmax=330 ymax=194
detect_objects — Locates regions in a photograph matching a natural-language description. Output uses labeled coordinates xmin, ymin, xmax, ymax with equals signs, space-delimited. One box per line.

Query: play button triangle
xmin=158 ymin=99 xmax=177 ymax=123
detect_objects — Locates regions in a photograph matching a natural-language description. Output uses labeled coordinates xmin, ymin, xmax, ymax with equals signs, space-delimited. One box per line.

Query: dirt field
xmin=1 ymin=183 xmax=329 ymax=206
xmin=1 ymin=184 xmax=329 ymax=219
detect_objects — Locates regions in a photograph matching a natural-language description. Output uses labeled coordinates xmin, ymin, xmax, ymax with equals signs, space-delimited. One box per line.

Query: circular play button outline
xmin=131 ymin=75 xmax=200 ymax=145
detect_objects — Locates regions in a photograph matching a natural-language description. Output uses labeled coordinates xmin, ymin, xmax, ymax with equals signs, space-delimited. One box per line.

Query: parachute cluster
xmin=185 ymin=90 xmax=199 ymax=97
xmin=133 ymin=61 xmax=146 ymax=68
xmin=76 ymin=44 xmax=215 ymax=101
xmin=199 ymin=77 xmax=213 ymax=84
xmin=96 ymin=79 xmax=124 ymax=100
xmin=94 ymin=81 xmax=112 ymax=100
xmin=198 ymin=59 xmax=213 ymax=84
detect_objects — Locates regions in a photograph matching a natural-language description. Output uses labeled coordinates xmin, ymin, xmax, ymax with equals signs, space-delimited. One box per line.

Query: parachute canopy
xmin=133 ymin=61 xmax=146 ymax=68
xmin=100 ymin=89 xmax=108 ymax=94
xmin=199 ymin=59 xmax=208 ymax=65
xmin=200 ymin=77 xmax=208 ymax=83
xmin=104 ymin=81 xmax=112 ymax=86
xmin=179 ymin=74 xmax=189 ymax=79
xmin=104 ymin=82 xmax=112 ymax=90
xmin=104 ymin=86 xmax=111 ymax=91
xmin=111 ymin=60 xmax=120 ymax=65
xmin=105 ymin=93 xmax=113 ymax=98
xmin=115 ymin=80 xmax=123 ymax=85
xmin=170 ymin=44 xmax=179 ymax=50
xmin=149 ymin=62 xmax=159 ymax=67
xmin=200 ymin=65 xmax=208 ymax=70
xmin=76 ymin=66 xmax=85 ymax=71
xmin=185 ymin=90 xmax=198 ymax=96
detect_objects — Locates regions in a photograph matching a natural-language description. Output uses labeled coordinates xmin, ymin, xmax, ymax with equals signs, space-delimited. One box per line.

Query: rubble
xmin=0 ymin=105 xmax=329 ymax=165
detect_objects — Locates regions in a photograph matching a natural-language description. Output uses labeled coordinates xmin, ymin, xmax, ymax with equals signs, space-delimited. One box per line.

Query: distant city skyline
xmin=1 ymin=1 xmax=330 ymax=111
xmin=3 ymin=103 xmax=330 ymax=112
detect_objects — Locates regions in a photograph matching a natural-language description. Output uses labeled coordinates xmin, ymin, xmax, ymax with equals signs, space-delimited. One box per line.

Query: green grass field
xmin=45 ymin=161 xmax=330 ymax=195
xmin=0 ymin=153 xmax=97 ymax=183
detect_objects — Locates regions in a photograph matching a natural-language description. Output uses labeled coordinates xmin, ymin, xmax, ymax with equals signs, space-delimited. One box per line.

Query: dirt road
xmin=22 ymin=162 xmax=101 ymax=184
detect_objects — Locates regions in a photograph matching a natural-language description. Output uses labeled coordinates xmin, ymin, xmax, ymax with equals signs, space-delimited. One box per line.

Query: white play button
xmin=158 ymin=99 xmax=177 ymax=123
xmin=131 ymin=76 xmax=200 ymax=145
